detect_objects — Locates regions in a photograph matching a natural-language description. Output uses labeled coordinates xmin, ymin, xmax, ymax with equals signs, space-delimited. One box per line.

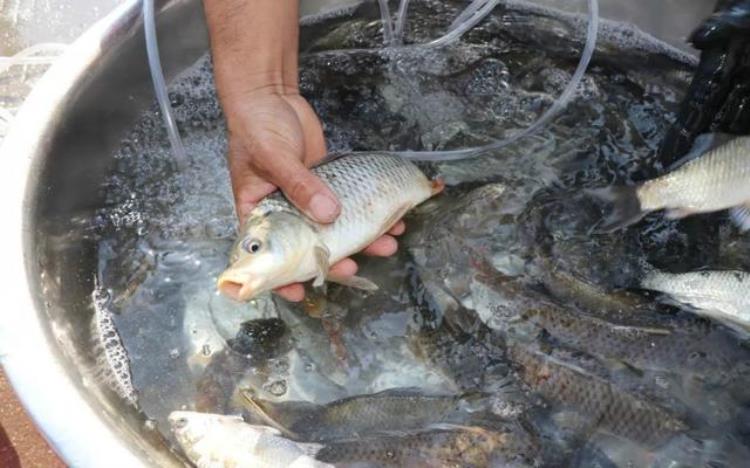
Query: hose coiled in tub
xmin=143 ymin=0 xmax=599 ymax=164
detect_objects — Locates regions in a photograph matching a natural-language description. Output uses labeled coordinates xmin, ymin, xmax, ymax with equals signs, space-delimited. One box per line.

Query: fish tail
xmin=430 ymin=177 xmax=445 ymax=196
xmin=585 ymin=185 xmax=646 ymax=233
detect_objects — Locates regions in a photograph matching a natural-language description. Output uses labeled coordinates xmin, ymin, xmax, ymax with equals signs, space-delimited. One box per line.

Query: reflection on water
xmin=72 ymin=0 xmax=750 ymax=466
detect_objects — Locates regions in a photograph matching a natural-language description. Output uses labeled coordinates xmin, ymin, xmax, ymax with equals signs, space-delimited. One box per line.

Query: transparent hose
xmin=378 ymin=0 xmax=395 ymax=45
xmin=393 ymin=0 xmax=600 ymax=161
xmin=392 ymin=0 xmax=411 ymax=45
xmin=425 ymin=0 xmax=500 ymax=49
xmin=143 ymin=0 xmax=188 ymax=170
xmin=449 ymin=0 xmax=491 ymax=31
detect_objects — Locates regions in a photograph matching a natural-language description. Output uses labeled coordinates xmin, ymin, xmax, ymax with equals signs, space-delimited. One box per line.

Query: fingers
xmin=274 ymin=284 xmax=305 ymax=302
xmin=388 ymin=221 xmax=406 ymax=236
xmin=362 ymin=235 xmax=398 ymax=256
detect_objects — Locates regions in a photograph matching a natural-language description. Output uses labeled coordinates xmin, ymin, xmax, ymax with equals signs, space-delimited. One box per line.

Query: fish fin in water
xmin=238 ymin=391 xmax=302 ymax=439
xmin=327 ymin=274 xmax=379 ymax=292
xmin=313 ymin=244 xmax=331 ymax=288
xmin=585 ymin=185 xmax=646 ymax=233
xmin=729 ymin=203 xmax=750 ymax=232
xmin=430 ymin=177 xmax=445 ymax=196
xmin=667 ymin=133 xmax=736 ymax=172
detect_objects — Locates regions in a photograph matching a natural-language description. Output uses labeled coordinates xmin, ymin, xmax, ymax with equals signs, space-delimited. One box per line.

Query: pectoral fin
xmin=730 ymin=203 xmax=750 ymax=231
xmin=313 ymin=244 xmax=330 ymax=288
xmin=327 ymin=274 xmax=379 ymax=292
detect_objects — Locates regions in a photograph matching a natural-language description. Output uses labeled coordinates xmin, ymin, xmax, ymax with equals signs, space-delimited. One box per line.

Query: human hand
xmin=225 ymin=90 xmax=406 ymax=302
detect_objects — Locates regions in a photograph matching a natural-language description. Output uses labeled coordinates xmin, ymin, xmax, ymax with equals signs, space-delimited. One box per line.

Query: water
xmin=91 ymin=0 xmax=750 ymax=465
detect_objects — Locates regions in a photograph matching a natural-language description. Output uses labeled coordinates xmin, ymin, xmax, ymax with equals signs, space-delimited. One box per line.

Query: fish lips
xmin=217 ymin=268 xmax=262 ymax=302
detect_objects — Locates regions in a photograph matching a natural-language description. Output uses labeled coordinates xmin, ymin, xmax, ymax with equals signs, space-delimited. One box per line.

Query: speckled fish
xmin=240 ymin=387 xmax=490 ymax=442
xmin=218 ymin=153 xmax=443 ymax=301
xmin=590 ymin=134 xmax=750 ymax=232
xmin=641 ymin=269 xmax=750 ymax=334
xmin=168 ymin=411 xmax=331 ymax=468
xmin=506 ymin=342 xmax=687 ymax=448
xmin=314 ymin=424 xmax=536 ymax=468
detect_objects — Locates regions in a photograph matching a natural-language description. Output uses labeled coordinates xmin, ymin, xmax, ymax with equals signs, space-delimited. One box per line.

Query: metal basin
xmin=0 ymin=0 xmax=713 ymax=466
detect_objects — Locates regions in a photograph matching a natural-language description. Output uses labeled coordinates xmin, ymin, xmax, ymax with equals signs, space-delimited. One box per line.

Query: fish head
xmin=168 ymin=411 xmax=243 ymax=448
xmin=217 ymin=210 xmax=319 ymax=301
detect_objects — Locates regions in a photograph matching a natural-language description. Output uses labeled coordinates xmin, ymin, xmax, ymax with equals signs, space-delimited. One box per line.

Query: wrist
xmin=203 ymin=0 xmax=300 ymax=108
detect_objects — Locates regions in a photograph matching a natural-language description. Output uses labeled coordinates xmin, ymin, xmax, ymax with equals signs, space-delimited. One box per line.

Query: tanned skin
xmin=203 ymin=0 xmax=405 ymax=301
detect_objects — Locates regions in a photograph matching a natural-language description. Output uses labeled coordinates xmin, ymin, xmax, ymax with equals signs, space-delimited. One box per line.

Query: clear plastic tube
xmin=394 ymin=0 xmax=600 ymax=161
xmin=392 ymin=0 xmax=411 ymax=45
xmin=378 ymin=0 xmax=395 ymax=45
xmin=143 ymin=0 xmax=188 ymax=170
xmin=424 ymin=0 xmax=500 ymax=49
xmin=449 ymin=0 xmax=492 ymax=31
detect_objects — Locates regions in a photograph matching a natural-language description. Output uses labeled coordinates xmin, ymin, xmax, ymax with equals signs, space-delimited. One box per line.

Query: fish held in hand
xmin=588 ymin=134 xmax=750 ymax=232
xmin=218 ymin=153 xmax=443 ymax=301
xmin=641 ymin=268 xmax=750 ymax=334
xmin=168 ymin=411 xmax=331 ymax=468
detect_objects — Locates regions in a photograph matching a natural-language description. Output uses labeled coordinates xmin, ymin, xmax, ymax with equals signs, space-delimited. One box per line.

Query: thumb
xmin=263 ymin=157 xmax=341 ymax=224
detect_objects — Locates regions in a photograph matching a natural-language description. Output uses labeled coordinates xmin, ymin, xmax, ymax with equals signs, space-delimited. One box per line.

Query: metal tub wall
xmin=0 ymin=0 xmax=716 ymax=467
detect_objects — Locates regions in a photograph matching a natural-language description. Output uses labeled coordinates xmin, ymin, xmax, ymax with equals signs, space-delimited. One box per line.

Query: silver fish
xmin=168 ymin=411 xmax=331 ymax=468
xmin=90 ymin=288 xmax=137 ymax=407
xmin=591 ymin=134 xmax=750 ymax=232
xmin=641 ymin=269 xmax=750 ymax=333
xmin=218 ymin=153 xmax=443 ymax=301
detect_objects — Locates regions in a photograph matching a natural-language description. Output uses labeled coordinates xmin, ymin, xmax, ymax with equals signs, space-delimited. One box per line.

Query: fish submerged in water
xmin=241 ymin=387 xmax=490 ymax=442
xmin=506 ymin=342 xmax=687 ymax=448
xmin=314 ymin=423 xmax=536 ymax=468
xmin=218 ymin=153 xmax=443 ymax=301
xmin=641 ymin=268 xmax=750 ymax=334
xmin=168 ymin=411 xmax=331 ymax=468
xmin=590 ymin=134 xmax=750 ymax=232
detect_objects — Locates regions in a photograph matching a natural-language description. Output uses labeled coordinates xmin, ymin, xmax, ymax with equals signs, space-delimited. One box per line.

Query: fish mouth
xmin=217 ymin=273 xmax=258 ymax=302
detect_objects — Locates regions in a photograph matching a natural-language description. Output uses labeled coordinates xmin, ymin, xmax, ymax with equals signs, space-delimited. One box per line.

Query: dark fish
xmin=517 ymin=304 xmax=742 ymax=385
xmin=315 ymin=424 xmax=536 ymax=468
xmin=241 ymin=387 xmax=490 ymax=442
xmin=507 ymin=342 xmax=687 ymax=448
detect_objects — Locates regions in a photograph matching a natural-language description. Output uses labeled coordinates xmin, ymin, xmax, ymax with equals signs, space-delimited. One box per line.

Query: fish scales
xmin=245 ymin=389 xmax=485 ymax=441
xmin=219 ymin=153 xmax=439 ymax=300
xmin=507 ymin=343 xmax=687 ymax=448
xmin=641 ymin=269 xmax=750 ymax=332
xmin=257 ymin=153 xmax=433 ymax=262
xmin=315 ymin=426 xmax=524 ymax=468
xmin=520 ymin=305 xmax=739 ymax=383
xmin=639 ymin=136 xmax=750 ymax=213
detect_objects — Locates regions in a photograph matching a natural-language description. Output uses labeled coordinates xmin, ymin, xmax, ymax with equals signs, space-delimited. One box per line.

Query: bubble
xmin=264 ymin=380 xmax=288 ymax=397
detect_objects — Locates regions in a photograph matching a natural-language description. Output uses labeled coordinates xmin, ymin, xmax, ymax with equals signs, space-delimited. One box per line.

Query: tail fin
xmin=585 ymin=185 xmax=646 ymax=233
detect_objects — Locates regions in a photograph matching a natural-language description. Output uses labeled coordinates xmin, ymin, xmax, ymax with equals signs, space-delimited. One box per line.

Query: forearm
xmin=202 ymin=0 xmax=300 ymax=107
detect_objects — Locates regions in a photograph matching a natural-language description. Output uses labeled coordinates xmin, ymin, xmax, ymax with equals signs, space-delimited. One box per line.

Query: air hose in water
xmin=143 ymin=0 xmax=599 ymax=164
xmin=392 ymin=0 xmax=600 ymax=161
xmin=143 ymin=0 xmax=188 ymax=170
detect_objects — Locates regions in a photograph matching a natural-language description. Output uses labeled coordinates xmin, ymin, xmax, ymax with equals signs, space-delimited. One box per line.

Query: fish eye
xmin=172 ymin=417 xmax=188 ymax=429
xmin=242 ymin=238 xmax=262 ymax=254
